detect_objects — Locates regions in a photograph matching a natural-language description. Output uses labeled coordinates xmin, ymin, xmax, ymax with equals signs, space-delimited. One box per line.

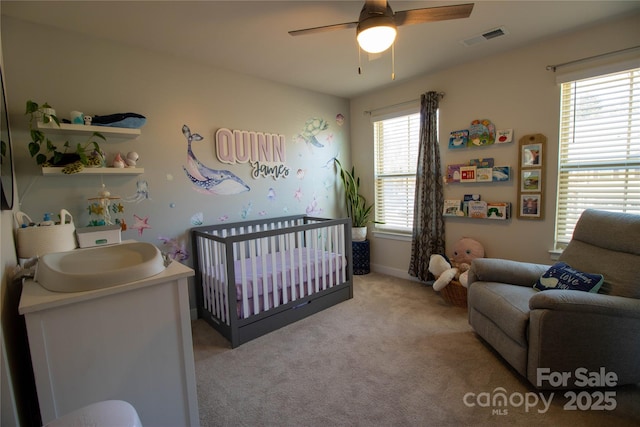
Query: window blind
xmin=374 ymin=113 xmax=420 ymax=232
xmin=556 ymin=67 xmax=640 ymax=245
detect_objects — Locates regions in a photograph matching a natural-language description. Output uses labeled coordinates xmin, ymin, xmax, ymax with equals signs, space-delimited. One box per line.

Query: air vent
xmin=460 ymin=27 xmax=509 ymax=47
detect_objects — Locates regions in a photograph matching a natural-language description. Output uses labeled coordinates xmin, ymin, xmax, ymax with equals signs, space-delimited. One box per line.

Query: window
xmin=556 ymin=67 xmax=640 ymax=246
xmin=374 ymin=112 xmax=420 ymax=233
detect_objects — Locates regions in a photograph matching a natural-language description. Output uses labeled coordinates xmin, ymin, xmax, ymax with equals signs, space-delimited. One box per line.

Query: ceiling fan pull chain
xmin=391 ymin=43 xmax=395 ymax=80
xmin=358 ymin=46 xmax=363 ymax=75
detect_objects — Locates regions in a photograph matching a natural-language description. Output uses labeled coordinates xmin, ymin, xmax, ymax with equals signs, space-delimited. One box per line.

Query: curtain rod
xmin=364 ymin=92 xmax=445 ymax=115
xmin=546 ymin=45 xmax=640 ymax=72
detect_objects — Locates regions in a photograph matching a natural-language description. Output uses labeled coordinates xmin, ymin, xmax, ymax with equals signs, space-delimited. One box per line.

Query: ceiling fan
xmin=289 ymin=1 xmax=474 ymax=54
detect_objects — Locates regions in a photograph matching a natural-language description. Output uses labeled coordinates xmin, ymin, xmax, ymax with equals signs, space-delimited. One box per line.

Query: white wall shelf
xmin=37 ymin=121 xmax=141 ymax=138
xmin=42 ymin=167 xmax=144 ymax=176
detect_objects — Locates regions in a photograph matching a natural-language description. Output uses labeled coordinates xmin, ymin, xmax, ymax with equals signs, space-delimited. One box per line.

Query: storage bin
xmin=76 ymin=225 xmax=122 ymax=248
xmin=439 ymin=279 xmax=467 ymax=308
xmin=15 ymin=210 xmax=77 ymax=258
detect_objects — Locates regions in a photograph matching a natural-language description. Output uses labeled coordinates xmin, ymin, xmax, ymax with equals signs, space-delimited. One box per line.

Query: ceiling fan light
xmin=357 ymin=25 xmax=397 ymax=53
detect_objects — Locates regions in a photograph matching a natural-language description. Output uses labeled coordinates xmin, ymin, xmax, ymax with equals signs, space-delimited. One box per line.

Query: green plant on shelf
xmin=25 ymin=100 xmax=106 ymax=173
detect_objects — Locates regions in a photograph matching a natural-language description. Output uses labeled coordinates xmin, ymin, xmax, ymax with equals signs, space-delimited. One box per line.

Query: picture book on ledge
xmin=448 ymin=130 xmax=469 ymax=149
xmin=444 ymin=200 xmax=463 ymax=216
xmin=444 ymin=196 xmax=510 ymax=220
xmin=445 ymin=163 xmax=511 ymax=183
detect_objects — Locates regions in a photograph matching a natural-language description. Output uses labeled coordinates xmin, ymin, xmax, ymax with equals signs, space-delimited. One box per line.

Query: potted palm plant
xmin=334 ymin=158 xmax=379 ymax=241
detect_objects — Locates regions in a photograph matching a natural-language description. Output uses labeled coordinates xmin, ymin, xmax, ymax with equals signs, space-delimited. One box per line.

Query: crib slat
xmin=205 ymin=237 xmax=214 ymax=315
xmin=299 ymin=232 xmax=306 ymax=297
xmin=239 ymin=243 xmax=250 ymax=318
xmin=198 ymin=236 xmax=209 ymax=313
xmin=250 ymin=240 xmax=259 ymax=316
xmin=327 ymin=226 xmax=334 ymax=288
xmin=222 ymin=230 xmax=231 ymax=323
xmin=279 ymin=234 xmax=287 ymax=303
xmin=305 ymin=230 xmax=312 ymax=295
xmin=290 ymin=232 xmax=298 ymax=301
xmin=339 ymin=224 xmax=346 ymax=282
xmin=269 ymin=235 xmax=278 ymax=309
xmin=313 ymin=229 xmax=319 ymax=293
xmin=218 ymin=240 xmax=229 ymax=323
xmin=319 ymin=228 xmax=326 ymax=291
xmin=207 ymin=238 xmax=217 ymax=318
xmin=260 ymin=237 xmax=269 ymax=313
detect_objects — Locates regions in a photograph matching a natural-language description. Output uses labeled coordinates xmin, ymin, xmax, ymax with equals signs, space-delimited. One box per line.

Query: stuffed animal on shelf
xmin=428 ymin=237 xmax=485 ymax=291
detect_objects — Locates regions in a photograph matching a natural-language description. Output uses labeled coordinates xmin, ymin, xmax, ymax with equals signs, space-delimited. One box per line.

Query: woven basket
xmin=15 ymin=209 xmax=77 ymax=258
xmin=439 ymin=279 xmax=468 ymax=308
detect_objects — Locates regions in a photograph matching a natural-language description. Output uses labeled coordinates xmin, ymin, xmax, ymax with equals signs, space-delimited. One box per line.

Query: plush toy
xmin=428 ymin=237 xmax=485 ymax=291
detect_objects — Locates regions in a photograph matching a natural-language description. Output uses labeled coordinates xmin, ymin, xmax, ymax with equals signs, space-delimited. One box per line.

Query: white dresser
xmin=19 ymin=261 xmax=200 ymax=426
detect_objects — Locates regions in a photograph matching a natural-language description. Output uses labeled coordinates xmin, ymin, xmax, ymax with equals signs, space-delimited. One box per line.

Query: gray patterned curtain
xmin=408 ymin=91 xmax=445 ymax=281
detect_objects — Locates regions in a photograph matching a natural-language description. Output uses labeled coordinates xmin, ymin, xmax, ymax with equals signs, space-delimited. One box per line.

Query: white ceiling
xmin=2 ymin=1 xmax=639 ymax=99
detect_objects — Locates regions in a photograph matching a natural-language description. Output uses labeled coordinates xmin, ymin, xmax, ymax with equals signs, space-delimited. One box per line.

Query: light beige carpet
xmin=192 ymin=272 xmax=640 ymax=426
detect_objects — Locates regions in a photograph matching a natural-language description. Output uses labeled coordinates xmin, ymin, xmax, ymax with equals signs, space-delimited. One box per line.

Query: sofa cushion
xmin=560 ymin=209 xmax=640 ymax=299
xmin=468 ymin=282 xmax=536 ymax=347
xmin=560 ymin=241 xmax=639 ymax=299
xmin=569 ymin=209 xmax=640 ymax=256
xmin=534 ymin=262 xmax=604 ymax=293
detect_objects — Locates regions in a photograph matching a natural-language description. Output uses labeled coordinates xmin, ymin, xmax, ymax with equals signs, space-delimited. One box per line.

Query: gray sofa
xmin=467 ymin=209 xmax=640 ymax=389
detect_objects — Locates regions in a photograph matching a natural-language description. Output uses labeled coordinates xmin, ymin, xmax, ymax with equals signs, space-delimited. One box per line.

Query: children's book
xmin=476 ymin=168 xmax=493 ymax=182
xmin=446 ymin=164 xmax=465 ymax=183
xmin=460 ymin=165 xmax=477 ymax=182
xmin=496 ymin=129 xmax=513 ymax=144
xmin=443 ymin=200 xmax=463 ymax=216
xmin=487 ymin=202 xmax=510 ymax=220
xmin=462 ymin=194 xmax=480 ymax=216
xmin=470 ymin=158 xmax=494 ymax=168
xmin=468 ymin=201 xmax=488 ymax=218
xmin=448 ymin=130 xmax=469 ymax=149
xmin=492 ymin=166 xmax=511 ymax=182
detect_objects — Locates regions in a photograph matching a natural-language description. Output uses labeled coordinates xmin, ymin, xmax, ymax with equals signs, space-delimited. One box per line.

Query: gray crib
xmin=191 ymin=215 xmax=353 ymax=347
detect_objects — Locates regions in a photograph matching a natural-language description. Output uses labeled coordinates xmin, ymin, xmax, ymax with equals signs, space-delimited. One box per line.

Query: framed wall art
xmin=521 ymin=169 xmax=542 ymax=192
xmin=521 ymin=142 xmax=543 ymax=167
xmin=517 ymin=134 xmax=546 ymax=220
xmin=519 ymin=194 xmax=541 ymax=218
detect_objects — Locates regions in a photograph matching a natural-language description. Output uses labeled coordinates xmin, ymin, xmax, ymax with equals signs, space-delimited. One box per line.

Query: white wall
xmin=350 ymin=13 xmax=640 ymax=277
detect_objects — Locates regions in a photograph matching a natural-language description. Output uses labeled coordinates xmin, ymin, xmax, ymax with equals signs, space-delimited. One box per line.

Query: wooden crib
xmin=191 ymin=215 xmax=353 ymax=347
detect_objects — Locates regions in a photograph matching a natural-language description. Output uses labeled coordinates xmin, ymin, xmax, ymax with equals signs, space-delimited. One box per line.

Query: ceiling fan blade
xmin=289 ymin=21 xmax=358 ymax=37
xmin=395 ymin=3 xmax=474 ymax=26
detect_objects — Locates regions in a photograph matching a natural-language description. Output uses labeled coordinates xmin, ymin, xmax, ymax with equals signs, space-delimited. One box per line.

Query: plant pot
xmin=352 ymin=226 xmax=367 ymax=242
xmin=49 ymin=153 xmax=81 ymax=166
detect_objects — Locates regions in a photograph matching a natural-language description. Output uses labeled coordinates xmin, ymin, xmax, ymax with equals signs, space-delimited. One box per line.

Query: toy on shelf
xmin=87 ymin=185 xmax=126 ymax=230
xmin=111 ymin=151 xmax=139 ymax=168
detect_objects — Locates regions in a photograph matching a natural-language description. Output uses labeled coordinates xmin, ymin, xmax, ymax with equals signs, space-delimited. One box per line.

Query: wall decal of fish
xmin=182 ymin=125 xmax=250 ymax=195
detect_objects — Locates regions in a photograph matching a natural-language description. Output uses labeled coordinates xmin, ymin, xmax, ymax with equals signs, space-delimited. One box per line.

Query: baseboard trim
xmin=370 ymin=263 xmax=423 ymax=283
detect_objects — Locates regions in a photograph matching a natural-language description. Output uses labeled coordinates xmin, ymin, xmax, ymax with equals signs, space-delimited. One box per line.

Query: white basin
xmin=35 ymin=241 xmax=166 ymax=292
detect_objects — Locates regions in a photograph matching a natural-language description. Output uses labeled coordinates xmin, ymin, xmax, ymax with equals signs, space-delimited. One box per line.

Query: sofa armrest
xmin=530 ymin=290 xmax=640 ymax=319
xmin=468 ymin=258 xmax=550 ymax=288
